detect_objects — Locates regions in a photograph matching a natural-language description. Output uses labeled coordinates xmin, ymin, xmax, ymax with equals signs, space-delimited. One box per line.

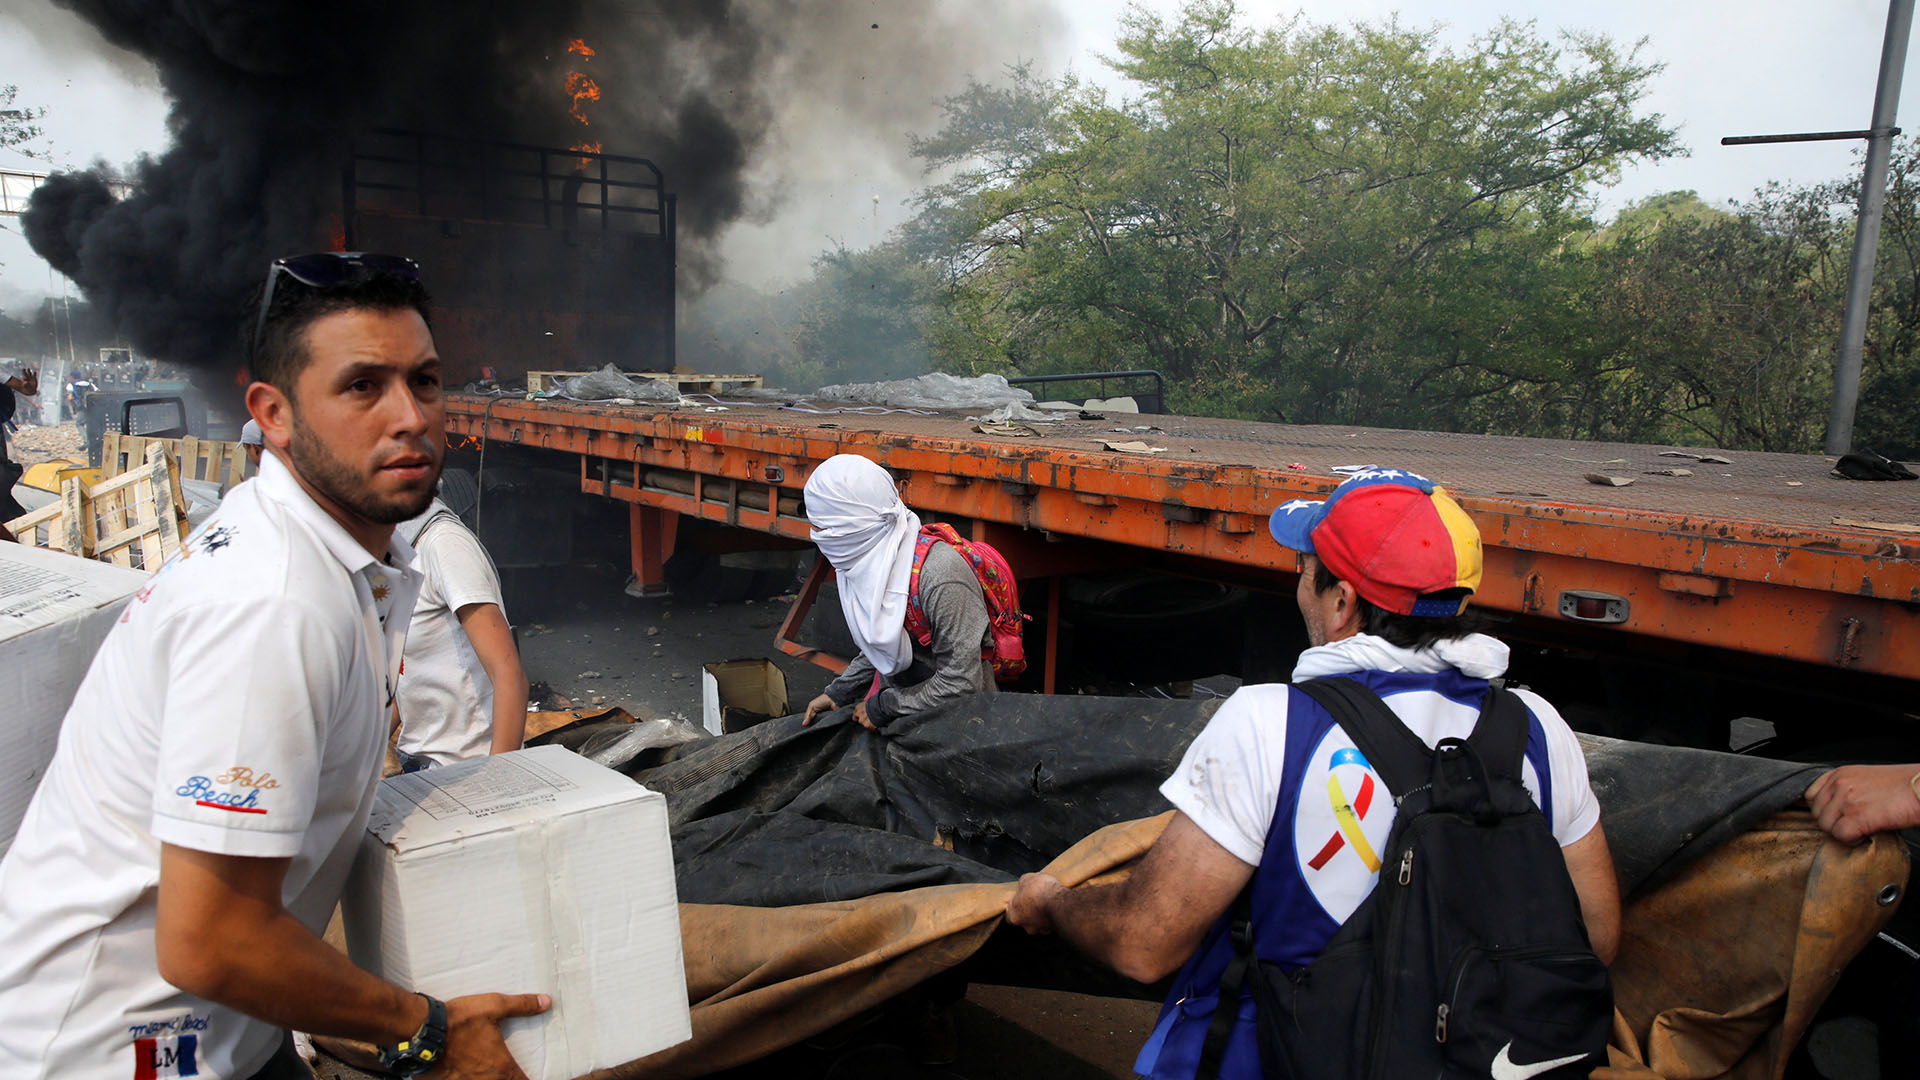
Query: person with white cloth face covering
xmin=801 ymin=453 xmax=997 ymax=731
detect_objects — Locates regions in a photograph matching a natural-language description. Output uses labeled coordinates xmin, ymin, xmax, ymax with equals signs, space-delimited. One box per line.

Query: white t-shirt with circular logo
xmin=1161 ymin=633 xmax=1600 ymax=928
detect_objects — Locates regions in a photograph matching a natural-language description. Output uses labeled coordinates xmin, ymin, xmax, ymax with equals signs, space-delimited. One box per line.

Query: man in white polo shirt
xmin=0 ymin=253 xmax=546 ymax=1080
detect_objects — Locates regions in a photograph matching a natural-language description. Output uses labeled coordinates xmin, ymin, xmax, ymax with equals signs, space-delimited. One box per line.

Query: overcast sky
xmin=0 ymin=0 xmax=1913 ymax=306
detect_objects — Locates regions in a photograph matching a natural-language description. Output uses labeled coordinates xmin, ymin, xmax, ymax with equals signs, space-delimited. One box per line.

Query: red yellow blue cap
xmin=1268 ymin=468 xmax=1482 ymax=616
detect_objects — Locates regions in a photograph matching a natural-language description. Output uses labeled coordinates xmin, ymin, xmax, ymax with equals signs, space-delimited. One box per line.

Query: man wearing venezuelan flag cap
xmin=1006 ymin=468 xmax=1620 ymax=1080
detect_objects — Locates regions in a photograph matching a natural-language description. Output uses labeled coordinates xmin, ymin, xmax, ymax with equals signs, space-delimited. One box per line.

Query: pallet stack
xmin=101 ymin=431 xmax=252 ymax=492
xmin=5 ymin=443 xmax=190 ymax=572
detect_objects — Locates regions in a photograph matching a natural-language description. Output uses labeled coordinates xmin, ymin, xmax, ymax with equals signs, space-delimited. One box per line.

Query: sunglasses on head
xmin=251 ymin=252 xmax=421 ymax=351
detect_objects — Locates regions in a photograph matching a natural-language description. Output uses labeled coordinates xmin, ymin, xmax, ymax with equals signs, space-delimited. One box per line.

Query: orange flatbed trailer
xmin=446 ymin=393 xmax=1920 ymax=695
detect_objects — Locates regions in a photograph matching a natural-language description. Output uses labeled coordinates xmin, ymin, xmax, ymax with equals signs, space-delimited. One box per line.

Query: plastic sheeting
xmin=966 ymin=401 xmax=1065 ymax=424
xmin=813 ymin=372 xmax=1036 ymax=412
xmin=558 ymin=364 xmax=682 ymax=402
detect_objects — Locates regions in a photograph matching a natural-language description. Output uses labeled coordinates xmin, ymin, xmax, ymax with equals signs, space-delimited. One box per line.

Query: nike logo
xmin=1491 ymin=1041 xmax=1586 ymax=1080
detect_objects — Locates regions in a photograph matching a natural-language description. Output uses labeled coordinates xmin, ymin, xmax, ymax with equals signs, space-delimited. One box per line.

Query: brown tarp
xmin=324 ymin=697 xmax=1910 ymax=1079
xmin=593 ymin=808 xmax=1905 ymax=1080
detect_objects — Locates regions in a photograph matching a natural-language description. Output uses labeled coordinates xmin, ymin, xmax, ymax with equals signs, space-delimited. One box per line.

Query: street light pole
xmin=1826 ymin=0 xmax=1915 ymax=454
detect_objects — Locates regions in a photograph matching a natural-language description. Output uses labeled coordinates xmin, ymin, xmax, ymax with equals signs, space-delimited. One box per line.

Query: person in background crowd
xmin=1 ymin=363 xmax=38 ymax=521
xmin=800 ymin=453 xmax=997 ymax=731
xmin=240 ymin=418 xmax=266 ymax=470
xmin=67 ymin=374 xmax=92 ymax=423
xmin=391 ymin=489 xmax=528 ymax=770
xmin=0 ymin=253 xmax=545 ymax=1080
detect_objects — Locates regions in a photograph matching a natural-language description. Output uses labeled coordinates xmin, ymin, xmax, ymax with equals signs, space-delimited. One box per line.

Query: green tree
xmin=1601 ymin=190 xmax=1733 ymax=238
xmin=1 ymin=85 xmax=46 ymax=155
xmin=910 ymin=1 xmax=1678 ymax=425
xmin=786 ymin=243 xmax=953 ymax=387
xmin=1586 ymin=185 xmax=1845 ymax=450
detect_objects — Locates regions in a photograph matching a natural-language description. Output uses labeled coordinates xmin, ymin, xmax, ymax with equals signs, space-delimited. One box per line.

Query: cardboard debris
xmin=343 ymin=746 xmax=691 ymax=1080
xmin=974 ymin=422 xmax=1035 ymax=437
xmin=525 ymin=706 xmax=635 ymax=743
xmin=1832 ymin=517 xmax=1920 ymax=535
xmin=1585 ymin=474 xmax=1636 ymax=487
xmin=1644 ymin=468 xmax=1693 ymax=477
xmin=1102 ymin=440 xmax=1167 ymax=455
xmin=703 ymin=659 xmax=790 ymax=735
xmin=1658 ymin=451 xmax=1734 ymax=464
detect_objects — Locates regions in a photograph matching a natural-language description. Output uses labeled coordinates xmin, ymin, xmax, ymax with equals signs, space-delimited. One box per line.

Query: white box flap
xmin=0 ymin=542 xmax=149 ymax=644
xmin=364 ymin=744 xmax=659 ymax=851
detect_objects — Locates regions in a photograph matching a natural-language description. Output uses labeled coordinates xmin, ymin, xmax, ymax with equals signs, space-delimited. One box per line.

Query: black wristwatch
xmin=377 ymin=994 xmax=448 ymax=1077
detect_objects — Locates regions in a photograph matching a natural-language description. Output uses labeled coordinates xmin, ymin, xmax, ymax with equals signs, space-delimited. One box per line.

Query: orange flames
xmin=565 ymin=72 xmax=602 ymax=125
xmin=564 ymin=38 xmax=602 ymax=161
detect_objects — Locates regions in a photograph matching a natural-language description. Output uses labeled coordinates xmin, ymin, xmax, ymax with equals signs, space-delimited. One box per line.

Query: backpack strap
xmin=1295 ymin=677 xmax=1434 ymax=798
xmin=1195 ymin=888 xmax=1257 ymax=1080
xmin=1464 ymin=686 xmax=1530 ymax=780
xmin=901 ymin=531 xmax=939 ymax=647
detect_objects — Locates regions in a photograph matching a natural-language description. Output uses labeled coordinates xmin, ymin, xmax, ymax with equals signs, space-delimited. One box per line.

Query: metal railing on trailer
xmin=1005 ymin=370 xmax=1166 ymax=414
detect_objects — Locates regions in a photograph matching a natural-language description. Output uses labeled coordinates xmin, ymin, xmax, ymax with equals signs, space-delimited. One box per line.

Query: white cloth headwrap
xmin=804 ymin=454 xmax=921 ymax=676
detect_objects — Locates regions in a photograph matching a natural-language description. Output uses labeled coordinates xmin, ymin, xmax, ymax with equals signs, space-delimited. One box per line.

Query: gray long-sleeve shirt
xmin=823 ymin=541 xmax=996 ymax=725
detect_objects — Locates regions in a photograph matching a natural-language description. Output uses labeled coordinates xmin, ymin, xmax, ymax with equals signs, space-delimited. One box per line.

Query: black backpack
xmin=1196 ymin=676 xmax=1612 ymax=1080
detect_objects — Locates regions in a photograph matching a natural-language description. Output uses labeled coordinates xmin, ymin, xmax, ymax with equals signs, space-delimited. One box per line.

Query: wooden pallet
xmin=526 ymin=370 xmax=765 ymax=396
xmin=3 ymin=477 xmax=85 ymax=554
xmin=102 ymin=431 xmax=252 ymax=490
xmin=5 ymin=443 xmax=188 ymax=570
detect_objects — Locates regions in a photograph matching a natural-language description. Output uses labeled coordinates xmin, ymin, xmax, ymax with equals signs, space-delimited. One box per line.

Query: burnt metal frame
xmin=342 ymin=129 xmax=680 ymax=369
xmin=346 ymin=128 xmax=671 ymax=233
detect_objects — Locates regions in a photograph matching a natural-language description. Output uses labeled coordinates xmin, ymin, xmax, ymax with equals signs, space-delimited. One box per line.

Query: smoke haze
xmin=19 ymin=0 xmax=1064 ymax=373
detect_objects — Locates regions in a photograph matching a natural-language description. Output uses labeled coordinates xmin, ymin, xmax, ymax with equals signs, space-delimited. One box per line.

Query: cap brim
xmin=1267 ymin=498 xmax=1326 ymax=553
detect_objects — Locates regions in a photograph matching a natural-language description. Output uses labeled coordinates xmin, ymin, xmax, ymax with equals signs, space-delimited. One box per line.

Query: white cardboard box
xmin=342 ymin=745 xmax=690 ymax=1079
xmin=0 ymin=543 xmax=149 ymax=858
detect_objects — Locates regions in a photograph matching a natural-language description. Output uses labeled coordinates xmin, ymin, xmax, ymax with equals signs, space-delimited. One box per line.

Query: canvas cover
xmin=326 ymin=693 xmax=1908 ymax=1079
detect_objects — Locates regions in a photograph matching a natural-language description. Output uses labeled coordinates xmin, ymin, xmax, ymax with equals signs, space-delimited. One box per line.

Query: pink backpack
xmin=902 ymin=523 xmax=1029 ymax=684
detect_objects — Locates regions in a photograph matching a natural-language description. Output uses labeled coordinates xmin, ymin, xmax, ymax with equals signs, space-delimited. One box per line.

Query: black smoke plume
xmin=23 ymin=1 xmax=1060 ymax=375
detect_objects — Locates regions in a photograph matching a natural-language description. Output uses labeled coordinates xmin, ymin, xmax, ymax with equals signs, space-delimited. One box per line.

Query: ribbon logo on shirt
xmin=1305 ymin=747 xmax=1382 ymax=872
xmin=1292 ymin=729 xmax=1394 ymax=923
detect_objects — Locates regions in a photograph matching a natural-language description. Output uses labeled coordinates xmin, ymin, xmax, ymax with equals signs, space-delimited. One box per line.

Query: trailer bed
xmin=447 ymin=393 xmax=1920 ymax=684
